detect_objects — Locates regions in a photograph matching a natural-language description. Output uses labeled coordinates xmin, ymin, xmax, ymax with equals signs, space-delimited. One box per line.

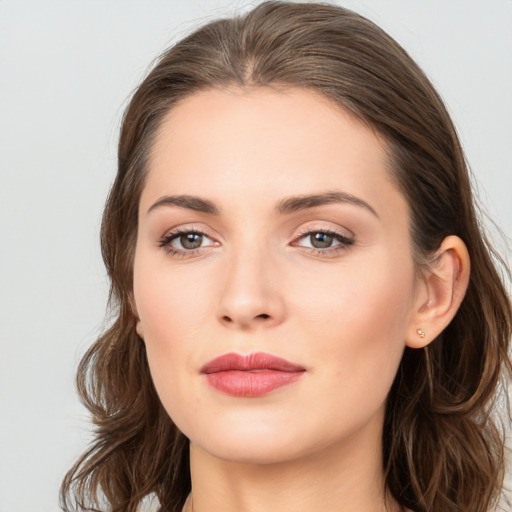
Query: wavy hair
xmin=60 ymin=2 xmax=512 ymax=511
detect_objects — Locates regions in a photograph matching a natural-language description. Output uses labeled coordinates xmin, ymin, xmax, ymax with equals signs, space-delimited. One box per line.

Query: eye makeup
xmin=157 ymin=224 xmax=355 ymax=259
xmin=158 ymin=226 xmax=219 ymax=257
xmin=291 ymin=227 xmax=354 ymax=257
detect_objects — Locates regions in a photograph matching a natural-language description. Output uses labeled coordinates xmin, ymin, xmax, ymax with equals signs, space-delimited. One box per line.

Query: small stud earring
xmin=416 ymin=328 xmax=426 ymax=338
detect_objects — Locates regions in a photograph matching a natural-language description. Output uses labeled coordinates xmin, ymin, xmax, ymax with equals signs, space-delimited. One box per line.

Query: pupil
xmin=311 ymin=232 xmax=333 ymax=249
xmin=181 ymin=233 xmax=202 ymax=249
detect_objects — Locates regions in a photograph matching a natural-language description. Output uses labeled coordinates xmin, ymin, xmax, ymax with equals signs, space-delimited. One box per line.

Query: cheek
xmin=296 ymin=253 xmax=414 ymax=332
xmin=132 ymin=254 xmax=210 ymax=408
xmin=293 ymin=253 xmax=414 ymax=395
xmin=134 ymin=254 xmax=211 ymax=347
xmin=134 ymin=280 xmax=205 ymax=426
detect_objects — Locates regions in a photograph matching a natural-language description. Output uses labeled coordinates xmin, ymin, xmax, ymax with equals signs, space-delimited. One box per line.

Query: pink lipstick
xmin=200 ymin=352 xmax=305 ymax=397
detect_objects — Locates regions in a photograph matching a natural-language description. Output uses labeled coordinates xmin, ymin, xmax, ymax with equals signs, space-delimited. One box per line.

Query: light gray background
xmin=1 ymin=1 xmax=511 ymax=511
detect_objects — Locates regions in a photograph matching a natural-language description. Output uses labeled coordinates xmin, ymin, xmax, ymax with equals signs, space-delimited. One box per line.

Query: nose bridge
xmin=217 ymin=235 xmax=284 ymax=328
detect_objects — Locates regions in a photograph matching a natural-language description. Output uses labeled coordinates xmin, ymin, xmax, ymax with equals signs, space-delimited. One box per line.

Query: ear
xmin=406 ymin=235 xmax=470 ymax=349
xmin=135 ymin=320 xmax=144 ymax=340
xmin=129 ymin=292 xmax=145 ymax=340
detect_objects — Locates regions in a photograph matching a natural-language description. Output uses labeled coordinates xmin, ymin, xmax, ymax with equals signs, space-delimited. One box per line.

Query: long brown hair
xmin=60 ymin=2 xmax=512 ymax=511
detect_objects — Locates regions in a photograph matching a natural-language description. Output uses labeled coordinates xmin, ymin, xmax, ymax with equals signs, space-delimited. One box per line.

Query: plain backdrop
xmin=1 ymin=1 xmax=511 ymax=511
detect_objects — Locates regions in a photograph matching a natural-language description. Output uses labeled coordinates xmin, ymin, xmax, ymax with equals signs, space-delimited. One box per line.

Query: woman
xmin=60 ymin=2 xmax=512 ymax=511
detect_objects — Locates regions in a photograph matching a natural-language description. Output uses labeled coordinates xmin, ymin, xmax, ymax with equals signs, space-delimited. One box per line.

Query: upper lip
xmin=200 ymin=352 xmax=306 ymax=374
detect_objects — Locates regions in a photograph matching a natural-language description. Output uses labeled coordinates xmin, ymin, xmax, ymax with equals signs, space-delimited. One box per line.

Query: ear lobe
xmin=135 ymin=320 xmax=144 ymax=340
xmin=406 ymin=235 xmax=470 ymax=349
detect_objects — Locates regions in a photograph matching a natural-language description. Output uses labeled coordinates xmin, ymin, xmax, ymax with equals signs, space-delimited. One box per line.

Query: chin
xmin=191 ymin=433 xmax=309 ymax=465
xmin=182 ymin=411 xmax=314 ymax=465
xmin=184 ymin=411 xmax=356 ymax=467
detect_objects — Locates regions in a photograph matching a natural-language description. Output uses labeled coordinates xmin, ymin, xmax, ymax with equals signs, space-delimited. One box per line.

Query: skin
xmin=133 ymin=87 xmax=470 ymax=512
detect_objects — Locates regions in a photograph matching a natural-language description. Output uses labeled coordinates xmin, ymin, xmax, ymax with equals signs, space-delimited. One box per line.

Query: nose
xmin=216 ymin=246 xmax=286 ymax=330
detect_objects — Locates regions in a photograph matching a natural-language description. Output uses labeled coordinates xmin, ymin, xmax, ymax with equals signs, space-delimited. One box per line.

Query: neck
xmin=187 ymin=416 xmax=399 ymax=512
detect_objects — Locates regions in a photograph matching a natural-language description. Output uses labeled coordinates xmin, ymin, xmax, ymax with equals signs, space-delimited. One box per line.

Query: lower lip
xmin=204 ymin=370 xmax=304 ymax=397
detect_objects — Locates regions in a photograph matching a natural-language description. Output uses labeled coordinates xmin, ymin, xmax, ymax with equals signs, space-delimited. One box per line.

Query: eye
xmin=293 ymin=229 xmax=354 ymax=254
xmin=158 ymin=228 xmax=217 ymax=255
xmin=175 ymin=232 xmax=204 ymax=250
xmin=306 ymin=232 xmax=337 ymax=249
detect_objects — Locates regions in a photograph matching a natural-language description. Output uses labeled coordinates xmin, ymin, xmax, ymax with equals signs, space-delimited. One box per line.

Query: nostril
xmin=220 ymin=313 xmax=271 ymax=325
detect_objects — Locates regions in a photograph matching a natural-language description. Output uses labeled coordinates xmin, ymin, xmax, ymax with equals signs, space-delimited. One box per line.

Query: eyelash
xmin=157 ymin=227 xmax=354 ymax=258
xmin=292 ymin=228 xmax=354 ymax=256
xmin=158 ymin=227 xmax=215 ymax=258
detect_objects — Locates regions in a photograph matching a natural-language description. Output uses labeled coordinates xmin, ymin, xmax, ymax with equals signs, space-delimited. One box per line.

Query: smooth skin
xmin=133 ymin=87 xmax=470 ymax=512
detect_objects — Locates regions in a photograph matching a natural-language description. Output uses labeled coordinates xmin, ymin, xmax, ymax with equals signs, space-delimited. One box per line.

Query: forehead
xmin=142 ymin=87 xmax=405 ymax=221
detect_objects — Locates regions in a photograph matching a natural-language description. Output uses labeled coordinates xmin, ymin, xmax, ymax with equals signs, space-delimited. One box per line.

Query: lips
xmin=200 ymin=352 xmax=305 ymax=397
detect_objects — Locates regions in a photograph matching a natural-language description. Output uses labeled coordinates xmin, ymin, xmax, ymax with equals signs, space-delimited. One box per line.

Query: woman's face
xmin=133 ymin=87 xmax=420 ymax=464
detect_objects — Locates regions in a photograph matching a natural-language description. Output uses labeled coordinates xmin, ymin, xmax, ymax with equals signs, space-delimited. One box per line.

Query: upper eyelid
xmin=160 ymin=224 xmax=218 ymax=240
xmin=157 ymin=222 xmax=355 ymax=245
xmin=293 ymin=223 xmax=354 ymax=239
xmin=158 ymin=230 xmax=218 ymax=255
xmin=292 ymin=229 xmax=354 ymax=246
xmin=158 ymin=226 xmax=354 ymax=252
xmin=160 ymin=226 xmax=351 ymax=239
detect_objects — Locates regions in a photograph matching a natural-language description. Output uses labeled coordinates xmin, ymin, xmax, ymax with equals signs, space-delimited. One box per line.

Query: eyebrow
xmin=147 ymin=190 xmax=378 ymax=218
xmin=147 ymin=195 xmax=219 ymax=215
xmin=276 ymin=191 xmax=379 ymax=218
